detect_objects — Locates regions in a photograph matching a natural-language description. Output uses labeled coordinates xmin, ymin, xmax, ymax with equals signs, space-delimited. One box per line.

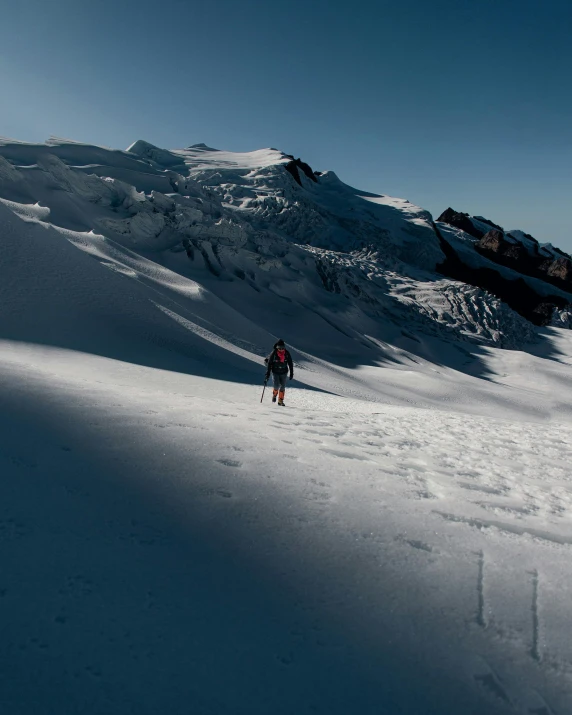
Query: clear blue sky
xmin=2 ymin=0 xmax=571 ymax=249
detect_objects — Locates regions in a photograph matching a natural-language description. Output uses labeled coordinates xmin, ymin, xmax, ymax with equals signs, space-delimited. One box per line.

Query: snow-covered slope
xmin=2 ymin=137 xmax=572 ymax=714
xmin=0 ymin=136 xmax=547 ymax=352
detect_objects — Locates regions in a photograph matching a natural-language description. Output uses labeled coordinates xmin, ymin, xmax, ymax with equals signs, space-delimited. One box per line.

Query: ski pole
xmin=260 ymin=376 xmax=268 ymax=403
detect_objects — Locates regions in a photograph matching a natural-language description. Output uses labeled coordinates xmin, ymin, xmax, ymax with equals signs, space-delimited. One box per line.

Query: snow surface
xmin=1 ymin=138 xmax=572 ymax=714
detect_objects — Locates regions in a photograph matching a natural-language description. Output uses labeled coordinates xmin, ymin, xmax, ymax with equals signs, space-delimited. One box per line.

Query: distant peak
xmin=126 ymin=139 xmax=159 ymax=153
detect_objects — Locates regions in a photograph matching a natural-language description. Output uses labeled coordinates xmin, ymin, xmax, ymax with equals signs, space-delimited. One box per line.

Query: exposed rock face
xmin=478 ymin=229 xmax=507 ymax=252
xmin=440 ymin=209 xmax=572 ymax=297
xmin=477 ymin=230 xmax=526 ymax=262
xmin=434 ymin=223 xmax=569 ymax=327
xmin=284 ymin=157 xmax=319 ymax=186
xmin=437 ymin=208 xmax=484 ymax=239
xmin=547 ymin=257 xmax=572 ymax=283
xmin=476 ymin=232 xmax=572 ymax=291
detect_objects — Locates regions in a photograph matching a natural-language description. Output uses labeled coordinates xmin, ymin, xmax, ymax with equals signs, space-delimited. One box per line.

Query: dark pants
xmin=272 ymin=372 xmax=287 ymax=393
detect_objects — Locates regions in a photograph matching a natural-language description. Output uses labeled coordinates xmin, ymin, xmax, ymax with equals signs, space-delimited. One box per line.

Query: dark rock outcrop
xmin=437 ymin=208 xmax=484 ymax=239
xmin=284 ymin=157 xmax=319 ymax=186
xmin=546 ymin=257 xmax=572 ymax=283
xmin=434 ymin=223 xmax=570 ymax=326
xmin=475 ymin=229 xmax=572 ymax=292
xmin=477 ymin=230 xmax=527 ymax=262
xmin=440 ymin=208 xmax=572 ymax=296
xmin=477 ymin=229 xmax=506 ymax=252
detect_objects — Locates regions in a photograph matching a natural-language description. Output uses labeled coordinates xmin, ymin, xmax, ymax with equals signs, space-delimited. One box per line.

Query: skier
xmin=265 ymin=339 xmax=294 ymax=406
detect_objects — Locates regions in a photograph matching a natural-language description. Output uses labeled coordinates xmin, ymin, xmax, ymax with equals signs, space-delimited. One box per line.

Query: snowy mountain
xmin=2 ymin=137 xmax=572 ymax=714
xmin=0 ymin=136 xmax=557 ymax=355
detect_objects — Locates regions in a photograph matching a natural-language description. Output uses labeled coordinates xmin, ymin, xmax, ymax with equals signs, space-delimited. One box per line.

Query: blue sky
xmin=2 ymin=0 xmax=571 ymax=248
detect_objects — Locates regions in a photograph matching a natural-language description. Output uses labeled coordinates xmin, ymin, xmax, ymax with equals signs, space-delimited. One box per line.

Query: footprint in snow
xmin=395 ymin=535 xmax=436 ymax=553
xmin=415 ymin=489 xmax=437 ymax=500
xmin=309 ymin=478 xmax=330 ymax=488
xmin=217 ymin=459 xmax=242 ymax=468
xmin=400 ymin=459 xmax=427 ymax=472
xmin=458 ymin=482 xmax=505 ymax=496
xmin=477 ymin=501 xmax=540 ymax=516
xmin=319 ymin=448 xmax=372 ymax=462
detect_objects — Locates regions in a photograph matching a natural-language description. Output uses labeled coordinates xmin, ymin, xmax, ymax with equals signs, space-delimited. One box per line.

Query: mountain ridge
xmin=0 ymin=137 xmax=569 ymax=367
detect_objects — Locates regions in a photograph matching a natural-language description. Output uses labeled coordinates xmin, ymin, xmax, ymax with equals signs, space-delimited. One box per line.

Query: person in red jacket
xmin=265 ymin=339 xmax=294 ymax=406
